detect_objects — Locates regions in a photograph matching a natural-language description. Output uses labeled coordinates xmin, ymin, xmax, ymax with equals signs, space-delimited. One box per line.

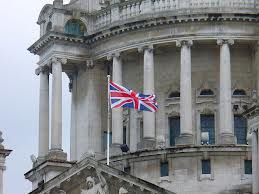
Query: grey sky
xmin=0 ymin=0 xmax=71 ymax=193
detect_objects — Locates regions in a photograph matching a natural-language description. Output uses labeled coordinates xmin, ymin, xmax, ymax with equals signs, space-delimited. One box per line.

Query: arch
xmin=200 ymin=89 xmax=214 ymax=96
xmin=168 ymin=91 xmax=180 ymax=98
xmin=233 ymin=89 xmax=246 ymax=96
xmin=46 ymin=22 xmax=52 ymax=32
xmin=64 ymin=19 xmax=86 ymax=36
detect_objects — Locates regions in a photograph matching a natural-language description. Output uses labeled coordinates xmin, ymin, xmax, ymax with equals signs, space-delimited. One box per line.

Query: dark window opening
xmin=233 ymin=89 xmax=246 ymax=96
xmin=202 ymin=160 xmax=211 ymax=174
xmin=169 ymin=117 xmax=180 ymax=146
xmin=200 ymin=89 xmax=214 ymax=96
xmin=200 ymin=115 xmax=215 ymax=145
xmin=168 ymin=91 xmax=180 ymax=98
xmin=234 ymin=115 xmax=247 ymax=144
xmin=245 ymin=160 xmax=252 ymax=174
xmin=160 ymin=161 xmax=169 ymax=177
xmin=64 ymin=19 xmax=86 ymax=36
xmin=46 ymin=22 xmax=52 ymax=32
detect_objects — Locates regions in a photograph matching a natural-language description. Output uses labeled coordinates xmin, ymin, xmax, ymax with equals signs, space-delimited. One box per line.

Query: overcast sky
xmin=0 ymin=0 xmax=71 ymax=193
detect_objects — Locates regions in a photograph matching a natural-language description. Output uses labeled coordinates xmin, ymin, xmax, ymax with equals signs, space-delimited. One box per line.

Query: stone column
xmin=0 ymin=132 xmax=12 ymax=194
xmin=108 ymin=53 xmax=123 ymax=155
xmin=35 ymin=66 xmax=49 ymax=160
xmin=69 ymin=72 xmax=77 ymax=161
xmin=217 ymin=39 xmax=235 ymax=144
xmin=252 ymin=129 xmax=259 ymax=194
xmin=49 ymin=57 xmax=67 ymax=160
xmin=138 ymin=45 xmax=156 ymax=148
xmin=176 ymin=40 xmax=194 ymax=145
xmin=129 ymin=109 xmax=138 ymax=152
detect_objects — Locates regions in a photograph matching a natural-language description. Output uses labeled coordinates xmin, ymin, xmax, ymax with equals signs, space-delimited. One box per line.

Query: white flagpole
xmin=107 ymin=75 xmax=111 ymax=165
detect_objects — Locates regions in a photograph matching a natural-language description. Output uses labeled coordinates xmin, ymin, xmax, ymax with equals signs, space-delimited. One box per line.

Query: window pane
xmin=202 ymin=160 xmax=211 ymax=174
xmin=200 ymin=89 xmax=214 ymax=96
xmin=233 ymin=89 xmax=246 ymax=96
xmin=234 ymin=115 xmax=247 ymax=144
xmin=200 ymin=115 xmax=215 ymax=144
xmin=160 ymin=161 xmax=169 ymax=177
xmin=245 ymin=160 xmax=252 ymax=174
xmin=169 ymin=117 xmax=180 ymax=146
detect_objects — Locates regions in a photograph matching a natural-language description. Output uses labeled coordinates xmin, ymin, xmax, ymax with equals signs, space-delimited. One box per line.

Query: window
xmin=123 ymin=126 xmax=127 ymax=144
xmin=160 ymin=161 xmax=169 ymax=177
xmin=200 ymin=115 xmax=215 ymax=145
xmin=202 ymin=160 xmax=211 ymax=174
xmin=244 ymin=160 xmax=252 ymax=174
xmin=233 ymin=89 xmax=246 ymax=96
xmin=234 ymin=115 xmax=247 ymax=144
xmin=64 ymin=19 xmax=86 ymax=36
xmin=46 ymin=22 xmax=52 ymax=32
xmin=103 ymin=132 xmax=112 ymax=151
xmin=169 ymin=117 xmax=180 ymax=146
xmin=200 ymin=89 xmax=214 ymax=96
xmin=168 ymin=91 xmax=180 ymax=98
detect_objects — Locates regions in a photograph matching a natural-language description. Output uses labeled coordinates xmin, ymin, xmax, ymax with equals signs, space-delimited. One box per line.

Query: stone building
xmin=25 ymin=0 xmax=259 ymax=193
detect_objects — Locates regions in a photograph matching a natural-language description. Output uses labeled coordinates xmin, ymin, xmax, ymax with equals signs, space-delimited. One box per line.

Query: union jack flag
xmin=109 ymin=81 xmax=158 ymax=112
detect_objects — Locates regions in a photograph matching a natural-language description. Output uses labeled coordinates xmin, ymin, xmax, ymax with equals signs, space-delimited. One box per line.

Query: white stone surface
xmin=38 ymin=69 xmax=49 ymax=157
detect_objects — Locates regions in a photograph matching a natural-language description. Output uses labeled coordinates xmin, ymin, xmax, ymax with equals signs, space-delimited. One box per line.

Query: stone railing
xmin=94 ymin=0 xmax=259 ymax=30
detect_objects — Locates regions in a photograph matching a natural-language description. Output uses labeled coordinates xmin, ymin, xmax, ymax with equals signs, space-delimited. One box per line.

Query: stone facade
xmin=25 ymin=0 xmax=259 ymax=193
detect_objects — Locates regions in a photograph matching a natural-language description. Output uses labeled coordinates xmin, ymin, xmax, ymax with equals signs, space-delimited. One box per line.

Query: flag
xmin=109 ymin=81 xmax=158 ymax=112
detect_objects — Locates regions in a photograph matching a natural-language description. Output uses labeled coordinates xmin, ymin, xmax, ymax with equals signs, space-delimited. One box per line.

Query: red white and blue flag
xmin=109 ymin=81 xmax=158 ymax=112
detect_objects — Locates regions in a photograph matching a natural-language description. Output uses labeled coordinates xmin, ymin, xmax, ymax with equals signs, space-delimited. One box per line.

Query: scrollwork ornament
xmin=217 ymin=39 xmax=234 ymax=46
xmin=176 ymin=40 xmax=193 ymax=47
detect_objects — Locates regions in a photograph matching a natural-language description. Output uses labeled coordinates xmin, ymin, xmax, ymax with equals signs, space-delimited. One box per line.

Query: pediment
xmin=29 ymin=157 xmax=174 ymax=194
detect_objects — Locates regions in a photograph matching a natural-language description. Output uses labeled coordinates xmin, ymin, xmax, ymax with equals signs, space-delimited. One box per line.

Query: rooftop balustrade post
xmin=111 ymin=3 xmax=120 ymax=23
xmin=141 ymin=0 xmax=153 ymax=14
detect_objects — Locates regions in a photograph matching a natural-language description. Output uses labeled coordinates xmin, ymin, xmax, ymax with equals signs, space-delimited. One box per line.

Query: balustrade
xmin=94 ymin=0 xmax=258 ymax=30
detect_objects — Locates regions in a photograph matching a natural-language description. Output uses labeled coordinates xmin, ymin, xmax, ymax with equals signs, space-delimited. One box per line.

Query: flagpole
xmin=107 ymin=75 xmax=111 ymax=165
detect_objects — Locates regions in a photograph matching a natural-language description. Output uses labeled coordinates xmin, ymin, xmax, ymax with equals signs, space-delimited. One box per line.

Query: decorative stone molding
xmin=107 ymin=52 xmax=121 ymax=61
xmin=138 ymin=45 xmax=153 ymax=53
xmin=176 ymin=40 xmax=193 ymax=47
xmin=35 ymin=65 xmax=50 ymax=76
xmin=217 ymin=39 xmax=234 ymax=46
xmin=119 ymin=187 xmax=128 ymax=194
xmin=86 ymin=59 xmax=94 ymax=69
xmin=51 ymin=57 xmax=68 ymax=65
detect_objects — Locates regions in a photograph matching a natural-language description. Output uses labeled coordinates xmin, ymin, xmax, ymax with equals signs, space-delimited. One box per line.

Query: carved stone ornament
xmin=119 ymin=187 xmax=128 ymax=194
xmin=107 ymin=52 xmax=121 ymax=61
xmin=51 ymin=57 xmax=68 ymax=65
xmin=176 ymin=40 xmax=193 ymax=47
xmin=138 ymin=45 xmax=153 ymax=53
xmin=86 ymin=59 xmax=94 ymax=69
xmin=35 ymin=65 xmax=49 ymax=76
xmin=217 ymin=39 xmax=234 ymax=46
xmin=81 ymin=172 xmax=108 ymax=194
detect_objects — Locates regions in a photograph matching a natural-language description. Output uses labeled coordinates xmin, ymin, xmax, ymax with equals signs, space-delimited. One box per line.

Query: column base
xmin=47 ymin=149 xmax=67 ymax=161
xmin=218 ymin=133 xmax=236 ymax=145
xmin=109 ymin=144 xmax=122 ymax=156
xmin=137 ymin=138 xmax=156 ymax=150
xmin=176 ymin=134 xmax=194 ymax=146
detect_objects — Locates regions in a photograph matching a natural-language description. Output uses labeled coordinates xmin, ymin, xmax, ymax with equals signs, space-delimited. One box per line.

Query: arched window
xmin=233 ymin=89 xmax=246 ymax=96
xmin=200 ymin=89 xmax=214 ymax=96
xmin=64 ymin=19 xmax=86 ymax=36
xmin=168 ymin=91 xmax=180 ymax=98
xmin=46 ymin=22 xmax=52 ymax=32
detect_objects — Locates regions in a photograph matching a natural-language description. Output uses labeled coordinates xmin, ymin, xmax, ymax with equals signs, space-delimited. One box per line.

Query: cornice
xmin=29 ymin=15 xmax=259 ymax=57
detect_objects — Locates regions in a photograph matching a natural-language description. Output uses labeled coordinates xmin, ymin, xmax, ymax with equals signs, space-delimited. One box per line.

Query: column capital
xmin=176 ymin=40 xmax=193 ymax=47
xmin=51 ymin=57 xmax=67 ymax=65
xmin=138 ymin=45 xmax=154 ymax=53
xmin=86 ymin=59 xmax=94 ymax=69
xmin=107 ymin=52 xmax=121 ymax=61
xmin=217 ymin=39 xmax=234 ymax=46
xmin=35 ymin=65 xmax=50 ymax=76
